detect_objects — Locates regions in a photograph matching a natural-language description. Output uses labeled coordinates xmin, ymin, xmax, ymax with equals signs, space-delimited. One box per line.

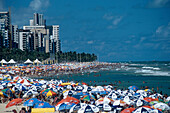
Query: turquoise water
xmin=35 ymin=61 xmax=170 ymax=95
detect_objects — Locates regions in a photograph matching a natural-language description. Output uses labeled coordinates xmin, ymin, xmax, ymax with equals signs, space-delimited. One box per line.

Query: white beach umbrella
xmin=69 ymin=103 xmax=87 ymax=113
xmin=24 ymin=59 xmax=33 ymax=64
xmin=22 ymin=89 xmax=38 ymax=98
xmin=0 ymin=59 xmax=8 ymax=64
xmin=77 ymin=104 xmax=99 ymax=113
xmin=8 ymin=59 xmax=16 ymax=64
xmin=97 ymin=103 xmax=112 ymax=112
xmin=133 ymin=107 xmax=152 ymax=113
xmin=33 ymin=59 xmax=41 ymax=63
xmin=153 ymin=103 xmax=170 ymax=111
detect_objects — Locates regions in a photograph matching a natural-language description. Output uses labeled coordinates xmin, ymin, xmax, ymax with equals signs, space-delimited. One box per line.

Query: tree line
xmin=0 ymin=47 xmax=97 ymax=63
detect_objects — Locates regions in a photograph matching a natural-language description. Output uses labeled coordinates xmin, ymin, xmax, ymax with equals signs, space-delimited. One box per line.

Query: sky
xmin=1 ymin=0 xmax=170 ymax=61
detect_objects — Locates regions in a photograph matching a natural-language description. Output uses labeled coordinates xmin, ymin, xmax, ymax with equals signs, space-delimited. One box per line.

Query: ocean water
xmin=38 ymin=61 xmax=170 ymax=95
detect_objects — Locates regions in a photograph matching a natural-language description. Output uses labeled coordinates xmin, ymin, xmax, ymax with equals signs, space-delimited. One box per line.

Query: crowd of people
xmin=0 ymin=63 xmax=169 ymax=113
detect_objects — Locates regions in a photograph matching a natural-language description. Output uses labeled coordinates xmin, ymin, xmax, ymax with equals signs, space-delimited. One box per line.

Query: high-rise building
xmin=23 ymin=25 xmax=49 ymax=52
xmin=12 ymin=25 xmax=19 ymax=48
xmin=30 ymin=19 xmax=34 ymax=26
xmin=18 ymin=29 xmax=31 ymax=51
xmin=32 ymin=13 xmax=46 ymax=26
xmin=0 ymin=9 xmax=12 ymax=48
xmin=52 ymin=25 xmax=61 ymax=52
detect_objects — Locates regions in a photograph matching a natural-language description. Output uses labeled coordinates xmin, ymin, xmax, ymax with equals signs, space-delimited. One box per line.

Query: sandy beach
xmin=0 ymin=103 xmax=25 ymax=113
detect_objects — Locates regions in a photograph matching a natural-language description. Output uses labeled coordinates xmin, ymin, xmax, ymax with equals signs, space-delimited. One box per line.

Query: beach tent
xmin=8 ymin=59 xmax=16 ymax=64
xmin=33 ymin=59 xmax=41 ymax=64
xmin=0 ymin=59 xmax=8 ymax=64
xmin=24 ymin=59 xmax=33 ymax=64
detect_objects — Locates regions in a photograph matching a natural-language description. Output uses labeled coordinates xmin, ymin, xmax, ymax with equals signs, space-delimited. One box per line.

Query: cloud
xmin=29 ymin=0 xmax=50 ymax=11
xmin=112 ymin=16 xmax=123 ymax=25
xmin=155 ymin=22 xmax=170 ymax=38
xmin=87 ymin=41 xmax=93 ymax=44
xmin=103 ymin=14 xmax=114 ymax=20
xmin=147 ymin=0 xmax=170 ymax=8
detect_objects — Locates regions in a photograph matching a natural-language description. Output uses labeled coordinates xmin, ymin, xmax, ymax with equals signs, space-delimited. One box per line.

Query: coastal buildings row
xmin=0 ymin=9 xmax=61 ymax=54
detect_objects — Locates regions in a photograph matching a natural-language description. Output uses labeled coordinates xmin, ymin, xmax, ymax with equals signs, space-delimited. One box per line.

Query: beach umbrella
xmin=56 ymin=96 xmax=80 ymax=106
xmin=107 ymin=92 xmax=118 ymax=100
xmin=91 ymin=86 xmax=105 ymax=94
xmin=97 ymin=103 xmax=112 ymax=112
xmin=135 ymin=99 xmax=149 ymax=107
xmin=55 ymin=102 xmax=76 ymax=112
xmin=73 ymin=92 xmax=89 ymax=99
xmin=133 ymin=106 xmax=152 ymax=113
xmin=8 ymin=59 xmax=16 ymax=64
xmin=24 ymin=59 xmax=33 ymax=64
xmin=66 ymin=85 xmax=74 ymax=90
xmin=144 ymin=97 xmax=158 ymax=102
xmin=0 ymin=91 xmax=8 ymax=98
xmin=128 ymin=86 xmax=138 ymax=91
xmin=153 ymin=103 xmax=170 ymax=111
xmin=95 ymin=97 xmax=114 ymax=105
xmin=22 ymin=89 xmax=38 ymax=98
xmin=150 ymin=93 xmax=163 ymax=99
xmin=13 ymin=76 xmax=21 ymax=82
xmin=149 ymin=101 xmax=161 ymax=105
xmin=17 ymin=85 xmax=27 ymax=91
xmin=77 ymin=104 xmax=99 ymax=113
xmin=151 ymin=109 xmax=163 ymax=113
xmin=0 ymin=59 xmax=8 ymax=65
xmin=81 ymin=95 xmax=96 ymax=102
xmin=113 ymin=100 xmax=127 ymax=107
xmin=43 ymin=90 xmax=57 ymax=97
xmin=121 ymin=108 xmax=135 ymax=113
xmin=0 ymin=85 xmax=4 ymax=89
xmin=69 ymin=103 xmax=87 ymax=113
xmin=23 ymin=98 xmax=42 ymax=107
xmin=63 ymin=90 xmax=76 ymax=97
xmin=1 ymin=88 xmax=15 ymax=95
xmin=34 ymin=102 xmax=54 ymax=108
xmin=75 ymin=85 xmax=84 ymax=91
xmin=6 ymin=98 xmax=23 ymax=108
xmin=31 ymin=86 xmax=42 ymax=92
xmin=17 ymin=79 xmax=32 ymax=86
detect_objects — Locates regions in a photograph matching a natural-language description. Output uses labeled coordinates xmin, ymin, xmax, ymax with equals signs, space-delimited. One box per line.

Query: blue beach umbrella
xmin=69 ymin=103 xmax=87 ymax=112
xmin=34 ymin=102 xmax=54 ymax=108
xmin=23 ymin=98 xmax=42 ymax=106
xmin=55 ymin=102 xmax=76 ymax=111
xmin=128 ymin=86 xmax=138 ymax=91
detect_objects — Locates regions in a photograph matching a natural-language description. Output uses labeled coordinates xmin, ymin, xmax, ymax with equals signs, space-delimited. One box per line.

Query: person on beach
xmin=19 ymin=107 xmax=27 ymax=113
xmin=12 ymin=109 xmax=17 ymax=113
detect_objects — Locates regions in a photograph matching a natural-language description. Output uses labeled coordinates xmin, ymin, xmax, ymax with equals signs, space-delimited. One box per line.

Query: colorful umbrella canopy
xmin=144 ymin=97 xmax=158 ymax=102
xmin=96 ymin=97 xmax=114 ymax=105
xmin=128 ymin=86 xmax=138 ymax=91
xmin=42 ymin=90 xmax=57 ymax=97
xmin=1 ymin=88 xmax=14 ymax=95
xmin=23 ymin=98 xmax=42 ymax=106
xmin=0 ymin=91 xmax=8 ymax=98
xmin=55 ymin=102 xmax=76 ymax=111
xmin=34 ymin=102 xmax=54 ymax=108
xmin=81 ymin=95 xmax=96 ymax=102
xmin=56 ymin=96 xmax=80 ymax=106
xmin=120 ymin=108 xmax=135 ymax=113
xmin=6 ymin=98 xmax=23 ymax=108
